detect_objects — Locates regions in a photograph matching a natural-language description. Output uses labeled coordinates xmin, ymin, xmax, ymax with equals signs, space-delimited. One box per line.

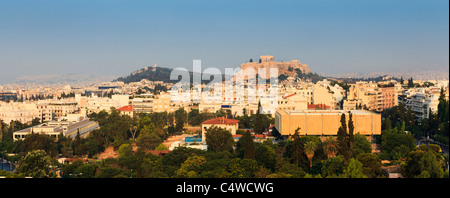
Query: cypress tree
xmin=383 ymin=117 xmax=392 ymax=130
xmin=337 ymin=113 xmax=350 ymax=160
xmin=291 ymin=127 xmax=304 ymax=167
xmin=253 ymin=101 xmax=265 ymax=133
xmin=348 ymin=112 xmax=355 ymax=158
xmin=237 ymin=131 xmax=256 ymax=160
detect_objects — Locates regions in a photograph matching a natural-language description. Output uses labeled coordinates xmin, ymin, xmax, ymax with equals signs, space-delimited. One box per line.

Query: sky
xmin=0 ymin=0 xmax=448 ymax=84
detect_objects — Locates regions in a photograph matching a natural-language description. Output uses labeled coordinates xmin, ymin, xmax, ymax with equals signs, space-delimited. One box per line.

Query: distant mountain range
xmin=324 ymin=69 xmax=449 ymax=81
xmin=13 ymin=74 xmax=117 ymax=85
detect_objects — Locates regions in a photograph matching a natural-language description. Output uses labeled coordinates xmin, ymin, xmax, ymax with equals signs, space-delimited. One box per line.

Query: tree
xmin=344 ymin=158 xmax=366 ymax=178
xmin=188 ymin=109 xmax=202 ymax=126
xmin=228 ymin=158 xmax=260 ymax=178
xmin=155 ymin=144 xmax=168 ymax=151
xmin=160 ymin=147 xmax=205 ymax=177
xmin=321 ymin=155 xmax=345 ymax=178
xmin=402 ymin=150 xmax=425 ymax=177
xmin=205 ymin=126 xmax=234 ymax=153
xmin=129 ymin=116 xmax=139 ymax=142
xmin=347 ymin=112 xmax=355 ymax=158
xmin=322 ymin=136 xmax=338 ymax=158
xmin=236 ymin=131 xmax=256 ymax=160
xmin=74 ymin=163 xmax=98 ymax=178
xmin=176 ymin=155 xmax=206 ymax=178
xmin=175 ymin=108 xmax=187 ymax=133
xmin=14 ymin=150 xmax=57 ymax=178
xmin=136 ymin=133 xmax=162 ymax=151
xmin=419 ymin=151 xmax=444 ymax=178
xmin=337 ymin=113 xmax=350 ymax=160
xmin=408 ymin=77 xmax=414 ymax=88
xmin=96 ymin=166 xmax=127 ymax=178
xmin=253 ymin=101 xmax=266 ymax=133
xmin=353 ymin=133 xmax=372 ymax=156
xmin=381 ymin=127 xmax=415 ymax=160
xmin=118 ymin=144 xmax=133 ymax=157
xmin=290 ymin=127 xmax=304 ymax=167
xmin=356 ymin=153 xmax=382 ymax=178
xmin=304 ymin=141 xmax=318 ymax=168
xmin=20 ymin=133 xmax=57 ymax=157
xmin=74 ymin=130 xmax=82 ymax=156
xmin=135 ymin=116 xmax=163 ymax=150
xmin=254 ymin=141 xmax=277 ymax=171
xmin=90 ymin=108 xmax=131 ymax=148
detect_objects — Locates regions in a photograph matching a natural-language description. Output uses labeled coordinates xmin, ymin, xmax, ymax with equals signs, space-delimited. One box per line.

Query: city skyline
xmin=0 ymin=0 xmax=449 ymax=84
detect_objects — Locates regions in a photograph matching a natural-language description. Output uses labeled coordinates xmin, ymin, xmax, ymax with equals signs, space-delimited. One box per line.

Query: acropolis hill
xmin=240 ymin=55 xmax=312 ymax=78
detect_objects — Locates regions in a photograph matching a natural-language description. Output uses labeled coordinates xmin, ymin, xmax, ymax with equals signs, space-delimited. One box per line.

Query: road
xmin=416 ymin=137 xmax=449 ymax=155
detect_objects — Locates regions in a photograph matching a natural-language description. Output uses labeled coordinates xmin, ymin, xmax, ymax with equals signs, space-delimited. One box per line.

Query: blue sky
xmin=0 ymin=0 xmax=448 ymax=83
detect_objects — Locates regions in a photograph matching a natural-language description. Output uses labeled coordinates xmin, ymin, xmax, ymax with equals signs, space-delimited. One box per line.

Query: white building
xmin=405 ymin=88 xmax=441 ymax=121
xmin=13 ymin=114 xmax=99 ymax=141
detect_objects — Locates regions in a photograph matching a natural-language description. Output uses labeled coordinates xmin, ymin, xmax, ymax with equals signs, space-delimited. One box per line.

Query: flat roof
xmin=279 ymin=109 xmax=374 ymax=116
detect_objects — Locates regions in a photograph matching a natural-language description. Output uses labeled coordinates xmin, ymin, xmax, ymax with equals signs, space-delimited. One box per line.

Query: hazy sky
xmin=0 ymin=0 xmax=448 ymax=83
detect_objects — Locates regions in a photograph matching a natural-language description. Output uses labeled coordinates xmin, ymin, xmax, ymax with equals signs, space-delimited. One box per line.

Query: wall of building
xmin=275 ymin=110 xmax=381 ymax=136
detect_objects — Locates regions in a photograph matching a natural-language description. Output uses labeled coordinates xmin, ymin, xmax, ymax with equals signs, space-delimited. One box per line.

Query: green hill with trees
xmin=115 ymin=66 xmax=226 ymax=84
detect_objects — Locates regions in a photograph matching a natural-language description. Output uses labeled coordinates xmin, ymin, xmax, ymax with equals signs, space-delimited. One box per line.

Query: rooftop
xmin=279 ymin=109 xmax=374 ymax=116
xmin=201 ymin=117 xmax=239 ymax=125
xmin=118 ymin=105 xmax=133 ymax=112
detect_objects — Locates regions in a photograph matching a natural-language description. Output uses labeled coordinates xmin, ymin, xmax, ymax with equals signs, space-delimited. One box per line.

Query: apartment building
xmin=344 ymin=82 xmax=397 ymax=111
xmin=405 ymin=88 xmax=440 ymax=121
xmin=76 ymin=94 xmax=130 ymax=115
xmin=0 ymin=101 xmax=39 ymax=124
xmin=37 ymin=101 xmax=78 ymax=122
xmin=132 ymin=94 xmax=154 ymax=114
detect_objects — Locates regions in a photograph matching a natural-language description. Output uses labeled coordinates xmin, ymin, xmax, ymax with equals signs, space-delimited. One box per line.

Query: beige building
xmin=76 ymin=94 xmax=130 ymax=115
xmin=345 ymin=82 xmax=398 ymax=111
xmin=377 ymin=87 xmax=397 ymax=111
xmin=0 ymin=101 xmax=39 ymax=124
xmin=312 ymin=83 xmax=337 ymax=109
xmin=37 ymin=101 xmax=78 ymax=122
xmin=153 ymin=93 xmax=173 ymax=112
xmin=132 ymin=93 xmax=154 ymax=114
xmin=277 ymin=94 xmax=308 ymax=111
xmin=275 ymin=109 xmax=381 ymax=137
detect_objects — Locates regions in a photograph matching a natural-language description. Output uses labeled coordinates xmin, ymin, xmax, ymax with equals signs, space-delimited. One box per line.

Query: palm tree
xmin=323 ymin=136 xmax=338 ymax=159
xmin=304 ymin=141 xmax=317 ymax=168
